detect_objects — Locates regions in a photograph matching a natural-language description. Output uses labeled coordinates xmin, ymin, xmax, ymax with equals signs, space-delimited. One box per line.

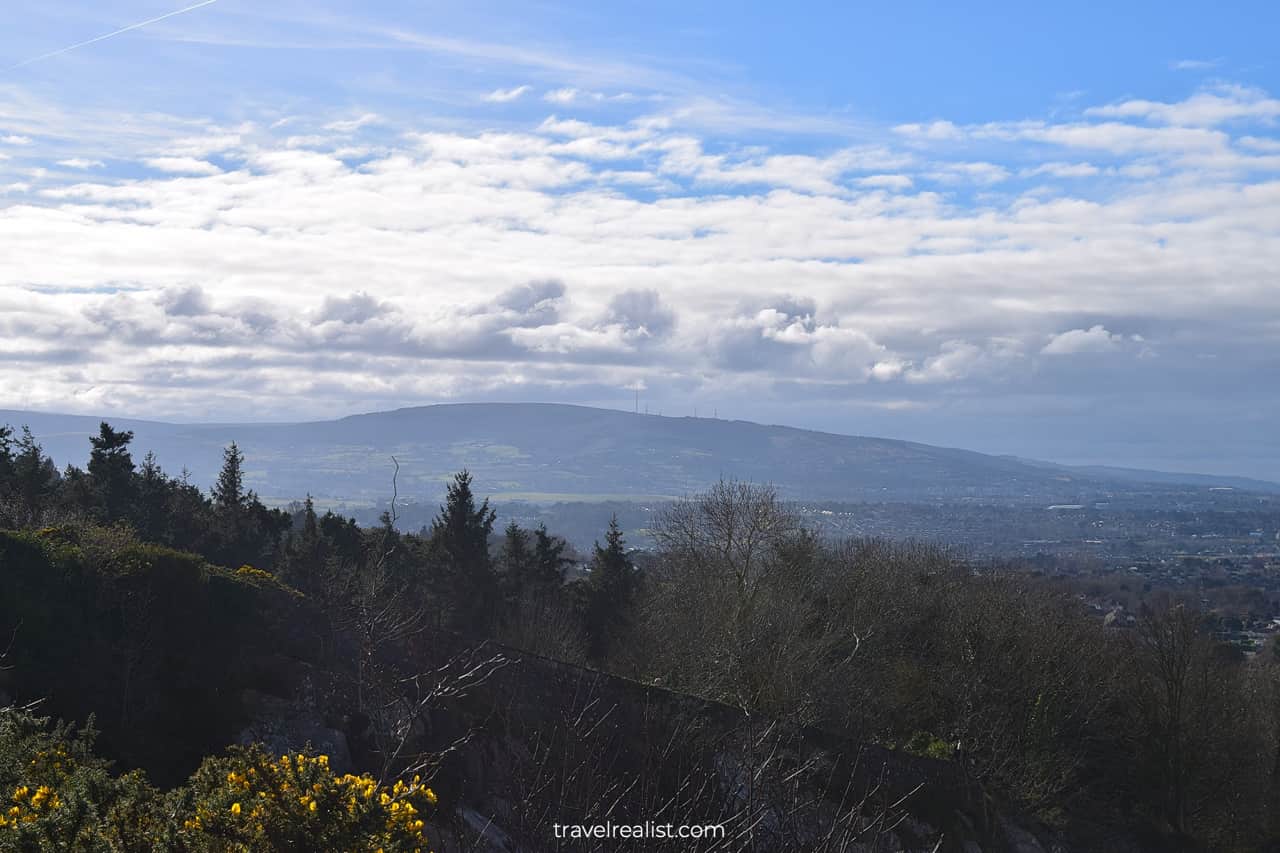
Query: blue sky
xmin=1 ymin=1 xmax=1279 ymax=478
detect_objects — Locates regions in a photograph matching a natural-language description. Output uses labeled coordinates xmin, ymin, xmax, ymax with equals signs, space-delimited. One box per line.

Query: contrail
xmin=6 ymin=0 xmax=219 ymax=71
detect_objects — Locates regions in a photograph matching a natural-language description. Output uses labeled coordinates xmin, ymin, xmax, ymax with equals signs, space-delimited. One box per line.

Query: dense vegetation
xmin=0 ymin=708 xmax=437 ymax=851
xmin=2 ymin=421 xmax=1279 ymax=851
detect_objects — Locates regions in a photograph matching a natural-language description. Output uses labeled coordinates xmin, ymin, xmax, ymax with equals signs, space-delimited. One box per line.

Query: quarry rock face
xmin=231 ymin=630 xmax=1062 ymax=852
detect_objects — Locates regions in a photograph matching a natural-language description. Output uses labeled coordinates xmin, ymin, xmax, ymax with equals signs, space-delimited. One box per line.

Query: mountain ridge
xmin=3 ymin=402 xmax=1276 ymax=504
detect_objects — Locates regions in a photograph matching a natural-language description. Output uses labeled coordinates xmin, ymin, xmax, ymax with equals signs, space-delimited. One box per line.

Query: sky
xmin=1 ymin=1 xmax=1279 ymax=478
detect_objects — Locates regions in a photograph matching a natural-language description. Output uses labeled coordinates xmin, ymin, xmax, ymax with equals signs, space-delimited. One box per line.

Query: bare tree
xmin=643 ymin=481 xmax=867 ymax=725
xmin=1123 ymin=603 xmax=1258 ymax=840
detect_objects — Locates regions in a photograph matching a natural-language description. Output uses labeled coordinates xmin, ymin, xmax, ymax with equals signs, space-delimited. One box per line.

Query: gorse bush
xmin=0 ymin=707 xmax=438 ymax=852
xmin=0 ymin=708 xmax=161 ymax=852
xmin=175 ymin=748 xmax=437 ymax=851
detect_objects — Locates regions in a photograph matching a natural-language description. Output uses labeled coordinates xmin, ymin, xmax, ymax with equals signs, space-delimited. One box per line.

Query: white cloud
xmin=1240 ymin=136 xmax=1280 ymax=152
xmin=1023 ymin=161 xmax=1100 ymax=178
xmin=143 ymin=157 xmax=223 ymax=175
xmin=323 ymin=113 xmax=382 ymax=132
xmin=484 ymin=85 xmax=532 ymax=103
xmin=56 ymin=158 xmax=105 ymax=170
xmin=858 ymin=174 xmax=913 ymax=189
xmin=1170 ymin=59 xmax=1222 ymax=71
xmin=906 ymin=342 xmax=1001 ymax=384
xmin=2 ymin=135 xmax=33 ymax=145
xmin=927 ymin=161 xmax=1010 ymax=184
xmin=165 ymin=133 xmax=243 ymax=158
xmin=543 ymin=88 xmax=634 ymax=105
xmin=1041 ymin=325 xmax=1125 ymax=355
xmin=1086 ymin=85 xmax=1280 ymax=127
xmin=1 ymin=81 xmax=1279 ymax=422
xmin=893 ymin=120 xmax=962 ymax=141
xmin=544 ymin=88 xmax=582 ymax=105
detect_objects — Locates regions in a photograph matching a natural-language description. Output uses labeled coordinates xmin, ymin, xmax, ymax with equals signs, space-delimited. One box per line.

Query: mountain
xmin=2 ymin=403 xmax=1275 ymax=506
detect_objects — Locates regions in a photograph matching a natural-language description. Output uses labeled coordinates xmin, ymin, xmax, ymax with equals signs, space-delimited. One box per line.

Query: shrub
xmin=174 ymin=747 xmax=436 ymax=851
xmin=0 ymin=707 xmax=163 ymax=851
xmin=0 ymin=708 xmax=438 ymax=852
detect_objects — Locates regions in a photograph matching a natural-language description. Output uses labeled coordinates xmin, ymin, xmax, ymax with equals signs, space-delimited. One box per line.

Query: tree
xmin=497 ymin=521 xmax=534 ymax=603
xmin=1124 ymin=603 xmax=1257 ymax=841
xmin=428 ymin=471 xmax=497 ymax=632
xmin=213 ymin=442 xmax=246 ymax=515
xmin=208 ymin=442 xmax=288 ymax=569
xmin=0 ymin=425 xmax=14 ymax=485
xmin=641 ymin=481 xmax=866 ymax=722
xmin=87 ymin=422 xmax=136 ymax=521
xmin=280 ymin=495 xmax=328 ymax=594
xmin=499 ymin=522 xmax=571 ymax=605
xmin=531 ymin=524 xmax=571 ymax=590
xmin=3 ymin=428 xmax=61 ymax=525
xmin=581 ymin=516 xmax=635 ymax=659
xmin=588 ymin=516 xmax=631 ymax=596
xmin=134 ymin=452 xmax=170 ymax=542
xmin=165 ymin=468 xmax=214 ymax=554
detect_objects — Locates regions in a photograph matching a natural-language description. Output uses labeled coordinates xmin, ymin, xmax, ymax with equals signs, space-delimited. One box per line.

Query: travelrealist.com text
xmin=552 ymin=822 xmax=727 ymax=840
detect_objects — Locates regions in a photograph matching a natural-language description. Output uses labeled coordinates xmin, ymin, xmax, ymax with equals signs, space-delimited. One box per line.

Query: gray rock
xmin=1000 ymin=815 xmax=1048 ymax=853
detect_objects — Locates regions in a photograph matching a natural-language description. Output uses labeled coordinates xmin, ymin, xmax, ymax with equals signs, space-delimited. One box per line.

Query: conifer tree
xmin=429 ymin=470 xmax=498 ymax=631
xmin=498 ymin=521 xmax=534 ymax=602
xmin=583 ymin=516 xmax=635 ymax=659
xmin=134 ymin=451 xmax=170 ymax=541
xmin=0 ymin=425 xmax=13 ymax=486
xmin=588 ymin=516 xmax=632 ymax=596
xmin=532 ymin=523 xmax=572 ymax=590
xmin=214 ymin=442 xmax=245 ymax=514
xmin=10 ymin=427 xmax=60 ymax=521
xmin=88 ymin=421 xmax=136 ymax=521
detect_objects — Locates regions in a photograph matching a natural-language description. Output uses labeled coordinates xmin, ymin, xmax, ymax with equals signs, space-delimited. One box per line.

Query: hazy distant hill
xmin=2 ymin=403 xmax=1275 ymax=506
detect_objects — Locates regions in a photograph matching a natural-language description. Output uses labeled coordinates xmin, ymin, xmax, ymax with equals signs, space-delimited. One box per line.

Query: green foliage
xmin=428 ymin=470 xmax=498 ymax=630
xmin=0 ymin=428 xmax=60 ymax=525
xmin=0 ymin=527 xmax=316 ymax=786
xmin=0 ymin=707 xmax=163 ymax=852
xmin=899 ymin=731 xmax=953 ymax=761
xmin=497 ymin=522 xmax=571 ymax=607
xmin=173 ymin=747 xmax=437 ymax=851
xmin=532 ymin=524 xmax=571 ymax=587
xmin=0 ymin=708 xmax=438 ymax=852
xmin=213 ymin=443 xmax=246 ymax=515
xmin=87 ymin=422 xmax=137 ymax=522
xmin=0 ymin=422 xmax=291 ymax=571
xmin=580 ymin=516 xmax=635 ymax=659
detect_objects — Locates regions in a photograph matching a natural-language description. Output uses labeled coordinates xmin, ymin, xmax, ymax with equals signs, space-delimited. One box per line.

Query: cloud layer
xmin=1 ymin=77 xmax=1278 ymax=476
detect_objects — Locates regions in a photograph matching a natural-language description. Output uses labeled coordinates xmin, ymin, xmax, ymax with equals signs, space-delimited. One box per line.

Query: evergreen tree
xmin=280 ymin=496 xmax=327 ymax=593
xmin=531 ymin=524 xmax=571 ymax=590
xmin=498 ymin=521 xmax=534 ymax=603
xmin=134 ymin=452 xmax=170 ymax=541
xmin=9 ymin=427 xmax=60 ymax=522
xmin=302 ymin=494 xmax=319 ymax=541
xmin=588 ymin=516 xmax=632 ymax=594
xmin=583 ymin=516 xmax=635 ymax=659
xmin=58 ymin=464 xmax=95 ymax=518
xmin=320 ymin=510 xmax=365 ymax=565
xmin=165 ymin=467 xmax=213 ymax=553
xmin=87 ymin=422 xmax=136 ymax=521
xmin=428 ymin=470 xmax=497 ymax=631
xmin=0 ymin=425 xmax=14 ymax=487
xmin=214 ymin=442 xmax=246 ymax=514
xmin=209 ymin=442 xmax=289 ymax=569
